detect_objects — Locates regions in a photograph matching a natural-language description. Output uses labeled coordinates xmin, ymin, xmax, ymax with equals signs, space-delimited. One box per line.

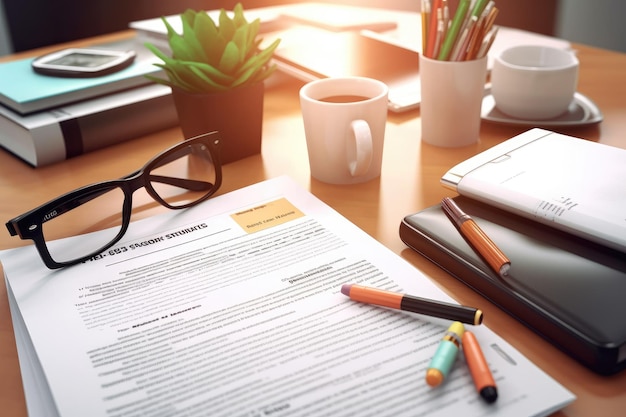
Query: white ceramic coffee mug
xmin=491 ymin=45 xmax=579 ymax=120
xmin=299 ymin=77 xmax=388 ymax=184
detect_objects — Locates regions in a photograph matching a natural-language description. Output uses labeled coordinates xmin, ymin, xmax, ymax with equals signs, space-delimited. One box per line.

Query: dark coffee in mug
xmin=319 ymin=95 xmax=370 ymax=103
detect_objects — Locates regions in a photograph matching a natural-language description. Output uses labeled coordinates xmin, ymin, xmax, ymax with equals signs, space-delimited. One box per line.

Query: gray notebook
xmin=400 ymin=196 xmax=626 ymax=375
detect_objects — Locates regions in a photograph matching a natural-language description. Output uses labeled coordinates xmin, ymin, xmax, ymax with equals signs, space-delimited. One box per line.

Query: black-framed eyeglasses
xmin=6 ymin=131 xmax=222 ymax=269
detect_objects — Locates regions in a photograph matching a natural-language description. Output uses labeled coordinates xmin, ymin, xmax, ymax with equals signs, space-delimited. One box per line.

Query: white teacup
xmin=491 ymin=45 xmax=579 ymax=120
xmin=299 ymin=77 xmax=388 ymax=185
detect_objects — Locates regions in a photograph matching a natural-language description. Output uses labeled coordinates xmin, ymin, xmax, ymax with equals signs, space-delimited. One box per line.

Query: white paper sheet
xmin=2 ymin=176 xmax=574 ymax=417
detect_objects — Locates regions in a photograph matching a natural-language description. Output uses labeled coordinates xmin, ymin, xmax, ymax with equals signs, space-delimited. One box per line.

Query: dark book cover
xmin=399 ymin=196 xmax=626 ymax=375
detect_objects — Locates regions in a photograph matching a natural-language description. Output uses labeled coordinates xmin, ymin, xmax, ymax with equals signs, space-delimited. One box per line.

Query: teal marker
xmin=425 ymin=321 xmax=465 ymax=387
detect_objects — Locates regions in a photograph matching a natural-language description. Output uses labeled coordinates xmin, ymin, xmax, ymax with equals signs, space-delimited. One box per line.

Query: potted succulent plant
xmin=145 ymin=3 xmax=280 ymax=163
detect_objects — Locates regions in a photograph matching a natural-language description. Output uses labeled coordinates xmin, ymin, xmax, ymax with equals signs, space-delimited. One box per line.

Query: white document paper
xmin=441 ymin=128 xmax=626 ymax=253
xmin=2 ymin=176 xmax=574 ymax=417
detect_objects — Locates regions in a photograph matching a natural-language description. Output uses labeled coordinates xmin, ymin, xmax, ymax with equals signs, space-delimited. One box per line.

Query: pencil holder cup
xmin=419 ymin=55 xmax=488 ymax=147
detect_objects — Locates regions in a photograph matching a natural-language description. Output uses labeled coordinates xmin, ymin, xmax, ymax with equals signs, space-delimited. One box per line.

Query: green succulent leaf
xmin=160 ymin=18 xmax=195 ymax=62
xmin=145 ymin=43 xmax=198 ymax=90
xmin=146 ymin=3 xmax=281 ymax=93
xmin=232 ymin=25 xmax=249 ymax=60
xmin=144 ymin=73 xmax=172 ymax=87
xmin=219 ymin=41 xmax=241 ymax=74
xmin=144 ymin=42 xmax=171 ymax=62
xmin=237 ymin=38 xmax=280 ymax=75
xmin=182 ymin=61 xmax=235 ymax=85
xmin=180 ymin=9 xmax=196 ymax=28
xmin=218 ymin=8 xmax=236 ymax=41
xmin=145 ymin=65 xmax=196 ymax=92
xmin=245 ymin=19 xmax=261 ymax=57
xmin=188 ymin=66 xmax=230 ymax=92
xmin=232 ymin=3 xmax=246 ymax=27
xmin=180 ymin=17 xmax=208 ymax=62
xmin=193 ymin=12 xmax=220 ymax=65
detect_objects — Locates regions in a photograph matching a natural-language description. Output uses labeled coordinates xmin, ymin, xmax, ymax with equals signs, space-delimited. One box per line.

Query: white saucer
xmin=481 ymin=87 xmax=603 ymax=127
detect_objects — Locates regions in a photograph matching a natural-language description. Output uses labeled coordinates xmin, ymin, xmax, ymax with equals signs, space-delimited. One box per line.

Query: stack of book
xmin=0 ymin=37 xmax=178 ymax=167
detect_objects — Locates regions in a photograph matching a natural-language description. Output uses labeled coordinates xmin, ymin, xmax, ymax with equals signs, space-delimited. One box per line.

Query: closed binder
xmin=399 ymin=196 xmax=626 ymax=375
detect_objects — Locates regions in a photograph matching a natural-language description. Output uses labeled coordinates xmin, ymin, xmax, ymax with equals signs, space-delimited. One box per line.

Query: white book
xmin=442 ymin=128 xmax=626 ymax=252
xmin=0 ymin=83 xmax=178 ymax=167
xmin=2 ymin=176 xmax=574 ymax=417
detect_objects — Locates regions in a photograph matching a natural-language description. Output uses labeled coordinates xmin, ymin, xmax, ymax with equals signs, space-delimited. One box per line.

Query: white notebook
xmin=441 ymin=128 xmax=626 ymax=253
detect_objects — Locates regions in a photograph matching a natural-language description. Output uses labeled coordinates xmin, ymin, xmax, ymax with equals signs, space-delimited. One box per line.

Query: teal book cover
xmin=0 ymin=55 xmax=162 ymax=114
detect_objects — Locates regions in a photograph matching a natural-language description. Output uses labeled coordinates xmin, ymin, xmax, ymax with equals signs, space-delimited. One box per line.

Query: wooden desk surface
xmin=2 ymin=32 xmax=626 ymax=416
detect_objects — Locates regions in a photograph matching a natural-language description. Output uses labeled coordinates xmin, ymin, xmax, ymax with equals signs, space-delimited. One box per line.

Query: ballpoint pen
xmin=441 ymin=197 xmax=511 ymax=277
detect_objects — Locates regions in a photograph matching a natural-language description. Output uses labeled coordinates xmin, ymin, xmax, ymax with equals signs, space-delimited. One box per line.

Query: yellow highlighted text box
xmin=231 ymin=198 xmax=304 ymax=233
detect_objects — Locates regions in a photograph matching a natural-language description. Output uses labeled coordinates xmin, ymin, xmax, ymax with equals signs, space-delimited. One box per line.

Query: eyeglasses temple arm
xmin=150 ymin=175 xmax=214 ymax=191
xmin=6 ymin=221 xmax=18 ymax=236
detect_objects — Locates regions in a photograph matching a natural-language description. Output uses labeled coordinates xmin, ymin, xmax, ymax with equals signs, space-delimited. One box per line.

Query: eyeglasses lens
xmin=148 ymin=142 xmax=218 ymax=208
xmin=42 ymin=186 xmax=125 ymax=264
xmin=40 ymin=141 xmax=217 ymax=265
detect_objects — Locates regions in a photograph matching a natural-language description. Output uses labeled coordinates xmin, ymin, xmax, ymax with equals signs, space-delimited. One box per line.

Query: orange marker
xmin=463 ymin=331 xmax=498 ymax=403
xmin=341 ymin=284 xmax=483 ymax=325
xmin=441 ymin=197 xmax=511 ymax=277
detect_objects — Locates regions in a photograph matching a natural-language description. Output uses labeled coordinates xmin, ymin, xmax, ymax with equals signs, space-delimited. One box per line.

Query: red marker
xmin=463 ymin=331 xmax=498 ymax=403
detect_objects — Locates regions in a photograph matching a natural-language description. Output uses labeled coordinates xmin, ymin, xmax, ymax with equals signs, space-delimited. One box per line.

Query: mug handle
xmin=347 ymin=120 xmax=373 ymax=177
